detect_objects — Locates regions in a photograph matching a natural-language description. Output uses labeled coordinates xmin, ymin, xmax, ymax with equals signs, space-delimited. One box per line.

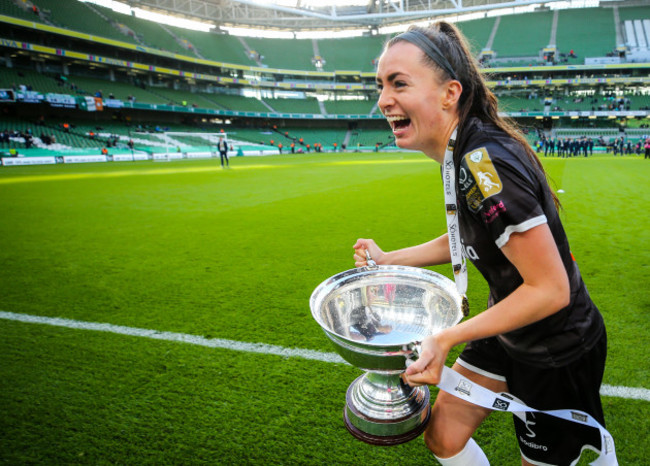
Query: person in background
xmin=217 ymin=136 xmax=229 ymax=168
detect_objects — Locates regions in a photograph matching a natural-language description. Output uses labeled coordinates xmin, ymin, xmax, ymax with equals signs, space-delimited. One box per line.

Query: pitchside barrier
xmin=0 ymin=138 xmax=283 ymax=166
xmin=0 ymin=150 xmax=149 ymax=166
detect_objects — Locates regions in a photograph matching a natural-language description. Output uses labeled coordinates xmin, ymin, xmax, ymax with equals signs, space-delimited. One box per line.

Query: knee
xmin=423 ymin=423 xmax=468 ymax=458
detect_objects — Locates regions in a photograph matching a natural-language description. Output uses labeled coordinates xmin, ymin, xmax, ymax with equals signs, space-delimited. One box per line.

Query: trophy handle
xmin=404 ymin=341 xmax=422 ymax=368
xmin=364 ymin=249 xmax=378 ymax=269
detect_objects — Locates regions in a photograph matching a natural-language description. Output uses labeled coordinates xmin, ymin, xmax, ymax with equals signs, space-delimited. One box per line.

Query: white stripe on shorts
xmin=456 ymin=357 xmax=507 ymax=382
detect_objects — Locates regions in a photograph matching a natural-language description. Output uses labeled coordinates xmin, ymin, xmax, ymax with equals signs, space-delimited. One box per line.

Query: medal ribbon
xmin=442 ymin=127 xmax=469 ymax=316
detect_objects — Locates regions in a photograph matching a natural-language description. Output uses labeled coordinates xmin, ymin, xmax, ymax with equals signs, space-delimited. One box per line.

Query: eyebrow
xmin=376 ymin=72 xmax=405 ymax=84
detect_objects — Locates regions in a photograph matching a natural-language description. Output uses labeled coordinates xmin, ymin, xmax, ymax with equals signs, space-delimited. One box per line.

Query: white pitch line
xmin=1 ymin=311 xmax=648 ymax=402
xmin=0 ymin=311 xmax=346 ymax=365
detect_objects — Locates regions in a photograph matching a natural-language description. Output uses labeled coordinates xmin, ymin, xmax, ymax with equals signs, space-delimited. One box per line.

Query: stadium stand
xmin=1 ymin=2 xmax=650 ymax=164
xmin=177 ymin=30 xmax=252 ymax=64
xmin=324 ymin=99 xmax=376 ymax=116
xmin=497 ymin=94 xmax=543 ymax=113
xmin=263 ymin=97 xmax=321 ymax=115
xmin=209 ymin=94 xmax=269 ymax=113
xmin=94 ymin=4 xmax=190 ymax=54
xmin=556 ymin=8 xmax=616 ymax=59
xmin=0 ymin=0 xmax=47 ymax=23
xmin=35 ymin=0 xmax=139 ymax=44
xmin=318 ymin=36 xmax=385 ymax=72
xmin=244 ymin=37 xmax=315 ymax=70
xmin=491 ymin=11 xmax=555 ymax=60
xmin=456 ymin=17 xmax=496 ymax=55
xmin=62 ymin=75 xmax=169 ymax=104
xmin=0 ymin=67 xmax=64 ymax=95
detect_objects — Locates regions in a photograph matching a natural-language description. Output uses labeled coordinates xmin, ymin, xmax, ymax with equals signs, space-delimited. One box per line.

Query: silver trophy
xmin=310 ymin=265 xmax=463 ymax=445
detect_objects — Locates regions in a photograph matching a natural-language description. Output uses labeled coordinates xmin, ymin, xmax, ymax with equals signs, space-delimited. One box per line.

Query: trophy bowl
xmin=310 ymin=265 xmax=463 ymax=445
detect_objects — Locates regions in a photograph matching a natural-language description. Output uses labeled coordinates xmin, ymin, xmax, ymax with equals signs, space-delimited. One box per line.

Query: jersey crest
xmin=459 ymin=147 xmax=503 ymax=212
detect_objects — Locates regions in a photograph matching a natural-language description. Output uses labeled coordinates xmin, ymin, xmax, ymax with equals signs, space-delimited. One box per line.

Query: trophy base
xmin=343 ymin=404 xmax=431 ymax=446
xmin=343 ymin=373 xmax=431 ymax=446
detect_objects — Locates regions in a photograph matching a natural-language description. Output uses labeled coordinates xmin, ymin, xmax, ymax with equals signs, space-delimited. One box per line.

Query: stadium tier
xmin=192 ymin=32 xmax=255 ymax=65
xmin=317 ymin=36 xmax=386 ymax=72
xmin=95 ymin=4 xmax=199 ymax=55
xmin=37 ymin=0 xmax=139 ymax=44
xmin=456 ymin=17 xmax=496 ymax=53
xmin=1 ymin=1 xmax=646 ymax=69
xmin=324 ymin=99 xmax=376 ymax=116
xmin=491 ymin=11 xmax=556 ymax=59
xmin=244 ymin=37 xmax=315 ymax=70
xmin=1 ymin=1 xmax=650 ymax=164
xmin=555 ymin=8 xmax=616 ymax=59
xmin=263 ymin=96 xmax=321 ymax=115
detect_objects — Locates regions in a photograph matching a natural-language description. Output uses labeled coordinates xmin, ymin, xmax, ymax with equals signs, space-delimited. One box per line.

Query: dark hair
xmin=386 ymin=22 xmax=560 ymax=208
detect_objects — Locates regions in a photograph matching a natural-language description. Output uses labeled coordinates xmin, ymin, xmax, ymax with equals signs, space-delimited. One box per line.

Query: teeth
xmin=386 ymin=115 xmax=408 ymax=122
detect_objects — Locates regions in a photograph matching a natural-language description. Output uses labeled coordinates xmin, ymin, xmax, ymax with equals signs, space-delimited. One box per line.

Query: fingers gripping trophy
xmin=310 ymin=249 xmax=464 ymax=445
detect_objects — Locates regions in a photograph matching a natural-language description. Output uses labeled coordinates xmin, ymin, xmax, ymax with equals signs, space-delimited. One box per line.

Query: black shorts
xmin=457 ymin=332 xmax=607 ymax=466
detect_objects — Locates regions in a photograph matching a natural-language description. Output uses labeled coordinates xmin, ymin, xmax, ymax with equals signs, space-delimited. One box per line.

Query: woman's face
xmin=376 ymin=41 xmax=457 ymax=159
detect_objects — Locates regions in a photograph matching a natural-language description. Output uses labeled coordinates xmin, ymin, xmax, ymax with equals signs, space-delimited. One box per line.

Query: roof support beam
xmin=127 ymin=0 xmax=564 ymax=29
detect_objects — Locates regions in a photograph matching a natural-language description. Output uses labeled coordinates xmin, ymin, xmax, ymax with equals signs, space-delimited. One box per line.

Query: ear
xmin=442 ymin=80 xmax=463 ymax=109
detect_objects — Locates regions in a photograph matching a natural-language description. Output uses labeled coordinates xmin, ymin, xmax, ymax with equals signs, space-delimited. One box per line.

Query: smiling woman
xmin=376 ymin=40 xmax=459 ymax=158
xmin=354 ymin=21 xmax=614 ymax=466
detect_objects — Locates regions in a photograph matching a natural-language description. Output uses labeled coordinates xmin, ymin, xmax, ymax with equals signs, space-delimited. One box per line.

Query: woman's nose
xmin=377 ymin=88 xmax=393 ymax=114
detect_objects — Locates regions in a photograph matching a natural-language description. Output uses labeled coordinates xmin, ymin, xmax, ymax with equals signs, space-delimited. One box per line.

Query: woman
xmin=353 ymin=22 xmax=609 ymax=466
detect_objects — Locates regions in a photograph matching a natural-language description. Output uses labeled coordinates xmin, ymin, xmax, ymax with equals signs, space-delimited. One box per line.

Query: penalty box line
xmin=1 ymin=310 xmax=648 ymax=403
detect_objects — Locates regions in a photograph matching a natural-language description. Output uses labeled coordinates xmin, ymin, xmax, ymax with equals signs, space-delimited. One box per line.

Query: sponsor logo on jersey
xmin=462 ymin=243 xmax=479 ymax=261
xmin=483 ymin=200 xmax=507 ymax=224
xmin=460 ymin=147 xmax=503 ymax=212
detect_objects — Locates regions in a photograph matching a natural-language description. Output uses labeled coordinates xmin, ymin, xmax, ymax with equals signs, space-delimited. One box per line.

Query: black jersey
xmin=452 ymin=118 xmax=604 ymax=368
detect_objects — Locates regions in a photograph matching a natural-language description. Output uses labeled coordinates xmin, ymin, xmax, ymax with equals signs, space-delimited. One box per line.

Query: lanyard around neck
xmin=442 ymin=126 xmax=470 ymax=316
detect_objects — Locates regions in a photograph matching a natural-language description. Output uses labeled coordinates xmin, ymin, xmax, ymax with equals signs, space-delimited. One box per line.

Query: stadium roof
xmin=123 ymin=0 xmax=581 ymax=32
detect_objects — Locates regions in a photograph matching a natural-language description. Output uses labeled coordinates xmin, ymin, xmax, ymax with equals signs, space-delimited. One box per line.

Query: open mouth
xmin=386 ymin=115 xmax=411 ymax=133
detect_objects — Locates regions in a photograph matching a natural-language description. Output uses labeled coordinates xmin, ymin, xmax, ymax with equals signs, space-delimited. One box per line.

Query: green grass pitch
xmin=0 ymin=152 xmax=648 ymax=464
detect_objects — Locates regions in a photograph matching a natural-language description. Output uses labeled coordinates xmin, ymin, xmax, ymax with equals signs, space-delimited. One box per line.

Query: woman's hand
xmin=403 ymin=333 xmax=453 ymax=386
xmin=353 ymin=238 xmax=386 ymax=267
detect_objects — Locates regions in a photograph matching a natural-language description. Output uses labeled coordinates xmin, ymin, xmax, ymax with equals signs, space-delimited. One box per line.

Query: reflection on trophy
xmin=310 ymin=265 xmax=463 ymax=445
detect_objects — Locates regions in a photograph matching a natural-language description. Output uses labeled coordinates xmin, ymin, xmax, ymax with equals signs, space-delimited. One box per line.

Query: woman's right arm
xmin=353 ymin=234 xmax=452 ymax=268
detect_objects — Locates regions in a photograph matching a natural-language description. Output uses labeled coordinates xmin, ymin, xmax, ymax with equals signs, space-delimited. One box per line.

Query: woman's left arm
xmin=404 ymin=222 xmax=570 ymax=386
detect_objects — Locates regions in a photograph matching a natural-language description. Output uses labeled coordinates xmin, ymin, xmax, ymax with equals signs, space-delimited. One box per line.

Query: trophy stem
xmin=343 ymin=372 xmax=431 ymax=445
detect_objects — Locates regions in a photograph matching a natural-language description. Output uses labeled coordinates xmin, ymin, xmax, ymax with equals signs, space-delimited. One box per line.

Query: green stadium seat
xmin=263 ymin=97 xmax=321 ymax=115
xmin=0 ymin=0 xmax=48 ymax=23
xmin=95 ymin=6 xmax=189 ymax=54
xmin=457 ymin=17 xmax=496 ymax=55
xmin=318 ymin=36 xmax=384 ymax=72
xmin=245 ymin=37 xmax=315 ymax=70
xmin=324 ymin=99 xmax=375 ymax=115
xmin=34 ymin=0 xmax=137 ymax=44
xmin=556 ymin=8 xmax=616 ymax=59
xmin=492 ymin=11 xmax=554 ymax=59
